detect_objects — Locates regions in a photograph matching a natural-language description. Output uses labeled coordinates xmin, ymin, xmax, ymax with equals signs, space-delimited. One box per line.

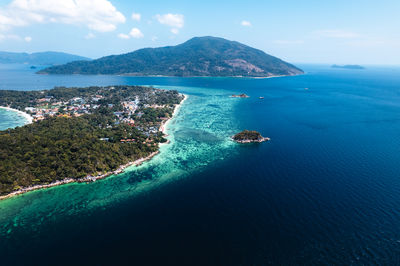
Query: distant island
xmin=331 ymin=64 xmax=365 ymax=70
xmin=230 ymin=94 xmax=249 ymax=98
xmin=0 ymin=51 xmax=90 ymax=65
xmin=232 ymin=130 xmax=270 ymax=143
xmin=0 ymin=86 xmax=185 ymax=199
xmin=38 ymin=36 xmax=304 ymax=77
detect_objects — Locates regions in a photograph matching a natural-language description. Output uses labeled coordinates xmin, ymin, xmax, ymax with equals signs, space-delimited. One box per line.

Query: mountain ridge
xmin=38 ymin=36 xmax=303 ymax=77
xmin=0 ymin=51 xmax=90 ymax=65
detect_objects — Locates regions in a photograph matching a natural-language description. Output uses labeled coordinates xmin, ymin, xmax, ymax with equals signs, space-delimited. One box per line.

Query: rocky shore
xmin=230 ymin=94 xmax=249 ymax=98
xmin=233 ymin=137 xmax=270 ymax=143
xmin=0 ymin=151 xmax=159 ymax=201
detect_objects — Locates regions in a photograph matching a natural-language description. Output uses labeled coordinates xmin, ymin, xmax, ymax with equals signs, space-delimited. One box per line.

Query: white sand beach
xmin=160 ymin=94 xmax=188 ymax=134
xmin=0 ymin=106 xmax=33 ymax=125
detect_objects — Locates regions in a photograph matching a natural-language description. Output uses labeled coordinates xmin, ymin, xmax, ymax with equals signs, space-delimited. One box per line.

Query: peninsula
xmin=0 ymin=86 xmax=185 ymax=198
xmin=38 ymin=36 xmax=303 ymax=77
xmin=232 ymin=130 xmax=270 ymax=143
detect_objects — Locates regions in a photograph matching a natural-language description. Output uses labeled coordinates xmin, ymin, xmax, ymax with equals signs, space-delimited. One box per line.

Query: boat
xmin=259 ymin=96 xmax=264 ymax=99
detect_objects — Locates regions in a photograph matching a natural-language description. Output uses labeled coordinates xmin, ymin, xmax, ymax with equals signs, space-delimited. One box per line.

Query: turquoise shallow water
xmin=2 ymin=64 xmax=400 ymax=264
xmin=0 ymin=85 xmax=240 ymax=235
xmin=0 ymin=108 xmax=30 ymax=130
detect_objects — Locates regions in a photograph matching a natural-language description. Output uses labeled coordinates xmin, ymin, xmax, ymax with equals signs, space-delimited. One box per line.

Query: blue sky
xmin=0 ymin=0 xmax=399 ymax=64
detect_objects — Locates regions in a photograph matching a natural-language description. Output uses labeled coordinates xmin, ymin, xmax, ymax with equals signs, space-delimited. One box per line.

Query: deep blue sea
xmin=1 ymin=64 xmax=400 ymax=265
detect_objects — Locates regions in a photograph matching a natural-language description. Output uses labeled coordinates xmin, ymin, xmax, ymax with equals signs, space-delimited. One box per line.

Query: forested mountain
xmin=38 ymin=36 xmax=303 ymax=77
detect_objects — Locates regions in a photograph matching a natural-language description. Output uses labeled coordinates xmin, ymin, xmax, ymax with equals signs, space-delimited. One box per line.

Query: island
xmin=0 ymin=51 xmax=90 ymax=65
xmin=331 ymin=64 xmax=365 ymax=70
xmin=38 ymin=36 xmax=304 ymax=78
xmin=230 ymin=94 xmax=249 ymax=98
xmin=232 ymin=130 xmax=270 ymax=143
xmin=0 ymin=86 xmax=185 ymax=199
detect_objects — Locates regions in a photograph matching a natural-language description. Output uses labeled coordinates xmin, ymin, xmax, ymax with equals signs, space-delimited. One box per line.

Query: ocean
xmin=1 ymin=64 xmax=400 ymax=265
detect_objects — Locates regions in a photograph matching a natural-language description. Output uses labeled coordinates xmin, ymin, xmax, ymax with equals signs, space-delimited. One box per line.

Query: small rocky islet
xmin=230 ymin=94 xmax=249 ymax=98
xmin=232 ymin=130 xmax=270 ymax=143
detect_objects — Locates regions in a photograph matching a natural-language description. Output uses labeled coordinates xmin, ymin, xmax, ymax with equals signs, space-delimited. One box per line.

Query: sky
xmin=0 ymin=0 xmax=399 ymax=64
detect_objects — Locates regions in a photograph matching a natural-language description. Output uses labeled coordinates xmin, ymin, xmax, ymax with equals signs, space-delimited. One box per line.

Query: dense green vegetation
xmin=233 ymin=130 xmax=264 ymax=141
xmin=137 ymin=107 xmax=173 ymax=124
xmin=0 ymin=51 xmax=90 ymax=65
xmin=0 ymin=86 xmax=183 ymax=196
xmin=0 ymin=115 xmax=151 ymax=194
xmin=38 ymin=36 xmax=303 ymax=77
xmin=0 ymin=85 xmax=182 ymax=110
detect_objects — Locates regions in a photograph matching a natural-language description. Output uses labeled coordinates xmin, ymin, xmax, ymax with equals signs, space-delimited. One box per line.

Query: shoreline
xmin=0 ymin=94 xmax=187 ymax=201
xmin=232 ymin=137 xmax=270 ymax=143
xmin=0 ymin=151 xmax=160 ymax=201
xmin=159 ymin=94 xmax=187 ymax=135
xmin=0 ymin=106 xmax=33 ymax=125
xmin=117 ymin=74 xmax=301 ymax=79
xmin=118 ymin=74 xmax=297 ymax=79
xmin=38 ymin=72 xmax=303 ymax=79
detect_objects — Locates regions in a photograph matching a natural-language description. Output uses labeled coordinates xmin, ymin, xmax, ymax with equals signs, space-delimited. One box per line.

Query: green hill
xmin=38 ymin=36 xmax=303 ymax=77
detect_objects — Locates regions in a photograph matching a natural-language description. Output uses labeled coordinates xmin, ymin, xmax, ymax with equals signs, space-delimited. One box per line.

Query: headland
xmin=0 ymin=86 xmax=185 ymax=200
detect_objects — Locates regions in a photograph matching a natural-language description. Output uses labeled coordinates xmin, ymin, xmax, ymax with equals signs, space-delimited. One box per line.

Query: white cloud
xmin=24 ymin=36 xmax=32 ymax=42
xmin=129 ymin=27 xmax=143 ymax=38
xmin=314 ymin=29 xmax=360 ymax=39
xmin=241 ymin=20 xmax=251 ymax=27
xmin=156 ymin=13 xmax=184 ymax=28
xmin=118 ymin=33 xmax=130 ymax=39
xmin=0 ymin=0 xmax=126 ymax=33
xmin=151 ymin=36 xmax=158 ymax=41
xmin=85 ymin=32 xmax=96 ymax=39
xmin=118 ymin=28 xmax=143 ymax=39
xmin=131 ymin=12 xmax=141 ymax=21
xmin=170 ymin=28 xmax=179 ymax=34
